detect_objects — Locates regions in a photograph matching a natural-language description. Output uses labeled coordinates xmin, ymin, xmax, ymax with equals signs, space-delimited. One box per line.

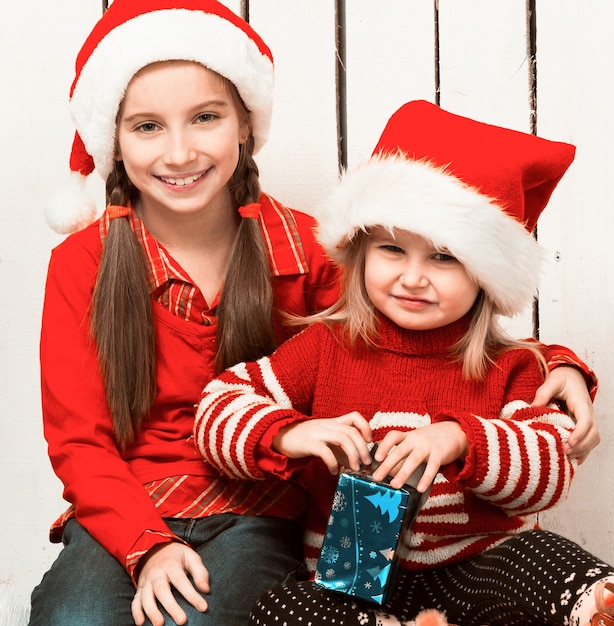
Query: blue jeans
xmin=28 ymin=515 xmax=305 ymax=626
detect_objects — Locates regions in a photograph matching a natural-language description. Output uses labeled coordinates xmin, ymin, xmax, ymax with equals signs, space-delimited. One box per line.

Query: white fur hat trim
xmin=317 ymin=154 xmax=545 ymax=317
xmin=70 ymin=8 xmax=274 ymax=181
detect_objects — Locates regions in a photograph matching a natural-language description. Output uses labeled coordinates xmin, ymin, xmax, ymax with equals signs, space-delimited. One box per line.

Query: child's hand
xmin=272 ymin=412 xmax=372 ymax=474
xmin=532 ymin=365 xmax=600 ymax=463
xmin=370 ymin=422 xmax=469 ymax=491
xmin=132 ymin=542 xmax=209 ymax=626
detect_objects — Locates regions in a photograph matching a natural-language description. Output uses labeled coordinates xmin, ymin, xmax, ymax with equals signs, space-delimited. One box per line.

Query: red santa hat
xmin=46 ymin=0 xmax=274 ymax=234
xmin=316 ymin=100 xmax=576 ymax=317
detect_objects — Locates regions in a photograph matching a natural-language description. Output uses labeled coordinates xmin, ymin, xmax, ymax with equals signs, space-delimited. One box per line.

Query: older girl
xmin=30 ymin=1 xmax=340 ymax=625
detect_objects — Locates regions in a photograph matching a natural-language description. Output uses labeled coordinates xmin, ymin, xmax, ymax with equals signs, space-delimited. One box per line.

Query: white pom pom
xmin=45 ymin=171 xmax=98 ymax=234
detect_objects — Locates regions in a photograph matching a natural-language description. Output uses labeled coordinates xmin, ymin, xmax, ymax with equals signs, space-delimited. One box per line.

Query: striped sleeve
xmin=194 ymin=324 xmax=325 ymax=480
xmin=447 ymin=352 xmax=577 ymax=516
xmin=455 ymin=401 xmax=576 ymax=515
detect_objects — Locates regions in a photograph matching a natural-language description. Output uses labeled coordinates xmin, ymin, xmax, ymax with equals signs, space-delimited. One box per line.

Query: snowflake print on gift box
xmin=325 ymin=568 xmax=336 ymax=579
xmin=332 ymin=489 xmax=348 ymax=512
xmin=340 ymin=536 xmax=352 ymax=549
xmin=321 ymin=544 xmax=340 ymax=564
xmin=370 ymin=520 xmax=382 ymax=534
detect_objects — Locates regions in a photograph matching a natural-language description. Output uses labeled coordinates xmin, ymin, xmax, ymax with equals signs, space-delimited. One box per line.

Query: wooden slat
xmin=438 ymin=0 xmax=534 ymax=339
xmin=0 ymin=0 xmax=107 ymax=600
xmin=248 ymin=0 xmax=339 ymax=215
xmin=438 ymin=0 xmax=531 ymax=130
xmin=531 ymin=0 xmax=614 ymax=565
xmin=344 ymin=0 xmax=436 ymax=167
xmin=219 ymin=0 xmax=242 ymax=17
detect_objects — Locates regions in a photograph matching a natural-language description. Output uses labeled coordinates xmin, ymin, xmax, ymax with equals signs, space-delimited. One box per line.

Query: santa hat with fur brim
xmin=46 ymin=0 xmax=274 ymax=234
xmin=316 ymin=100 xmax=575 ymax=317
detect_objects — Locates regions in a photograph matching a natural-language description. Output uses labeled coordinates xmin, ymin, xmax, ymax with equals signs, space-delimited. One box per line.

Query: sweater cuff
xmin=256 ymin=418 xmax=314 ymax=477
xmin=126 ymin=529 xmax=186 ymax=585
xmin=430 ymin=413 xmax=477 ymax=482
xmin=542 ymin=343 xmax=598 ymax=400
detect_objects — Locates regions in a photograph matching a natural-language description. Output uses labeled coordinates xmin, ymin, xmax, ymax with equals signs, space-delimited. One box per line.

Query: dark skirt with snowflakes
xmin=250 ymin=530 xmax=614 ymax=626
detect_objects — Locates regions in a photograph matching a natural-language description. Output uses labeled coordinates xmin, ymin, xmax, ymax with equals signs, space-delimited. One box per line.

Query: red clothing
xmin=40 ymin=193 xmax=340 ymax=579
xmin=195 ymin=315 xmax=578 ymax=577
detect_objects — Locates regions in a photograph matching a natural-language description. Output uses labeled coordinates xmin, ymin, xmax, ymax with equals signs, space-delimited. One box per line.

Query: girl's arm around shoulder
xmin=436 ymin=347 xmax=577 ymax=516
xmin=194 ymin=322 xmax=333 ymax=481
xmin=533 ymin=341 xmax=599 ymax=463
xmin=540 ymin=341 xmax=598 ymax=399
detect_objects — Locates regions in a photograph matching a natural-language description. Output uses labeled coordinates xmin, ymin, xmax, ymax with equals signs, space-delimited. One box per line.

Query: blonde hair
xmin=301 ymin=229 xmax=546 ymax=380
xmin=91 ymin=67 xmax=275 ymax=449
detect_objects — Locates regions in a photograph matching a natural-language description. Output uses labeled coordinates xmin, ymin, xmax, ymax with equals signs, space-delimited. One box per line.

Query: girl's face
xmin=116 ymin=61 xmax=249 ymax=220
xmin=364 ymin=227 xmax=480 ymax=331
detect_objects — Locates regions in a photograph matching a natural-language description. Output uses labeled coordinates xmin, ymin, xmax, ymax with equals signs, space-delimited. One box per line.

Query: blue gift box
xmin=314 ymin=470 xmax=424 ymax=604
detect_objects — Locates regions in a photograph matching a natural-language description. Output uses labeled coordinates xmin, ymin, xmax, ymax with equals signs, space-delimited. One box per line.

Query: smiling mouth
xmin=159 ymin=171 xmax=206 ymax=186
xmin=394 ymin=295 xmax=434 ymax=306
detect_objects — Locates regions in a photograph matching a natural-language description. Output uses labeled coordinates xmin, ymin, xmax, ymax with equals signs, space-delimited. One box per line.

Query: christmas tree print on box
xmin=315 ymin=471 xmax=423 ymax=604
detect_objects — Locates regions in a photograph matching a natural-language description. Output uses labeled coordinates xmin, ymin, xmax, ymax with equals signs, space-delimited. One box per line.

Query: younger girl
xmin=194 ymin=101 xmax=614 ymax=626
xmin=31 ymin=1 xmax=340 ymax=625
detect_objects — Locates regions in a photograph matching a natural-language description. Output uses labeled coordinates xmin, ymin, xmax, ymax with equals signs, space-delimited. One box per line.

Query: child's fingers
xmin=372 ymin=431 xmax=405 ymax=462
xmin=415 ymin=458 xmax=440 ymax=492
xmin=330 ymin=413 xmax=372 ymax=466
xmin=336 ymin=411 xmax=373 ymax=444
xmin=371 ymin=440 xmax=416 ymax=485
xmin=327 ymin=431 xmax=371 ymax=471
xmin=169 ymin=569 xmax=208 ymax=616
xmin=316 ymin=444 xmax=343 ymax=475
xmin=132 ymin=584 xmax=176 ymax=626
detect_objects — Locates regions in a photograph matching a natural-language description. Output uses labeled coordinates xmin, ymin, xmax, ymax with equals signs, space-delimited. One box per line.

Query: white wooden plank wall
xmin=0 ymin=0 xmax=611 ymax=606
xmin=532 ymin=0 xmax=614 ymax=560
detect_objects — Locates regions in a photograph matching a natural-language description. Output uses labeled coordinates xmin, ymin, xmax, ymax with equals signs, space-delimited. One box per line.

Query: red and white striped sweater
xmin=194 ymin=314 xmax=576 ymax=576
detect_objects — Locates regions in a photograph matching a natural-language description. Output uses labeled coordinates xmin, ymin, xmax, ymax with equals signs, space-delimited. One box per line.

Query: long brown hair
xmin=301 ymin=229 xmax=546 ymax=380
xmin=214 ymin=131 xmax=276 ymax=372
xmin=91 ymin=66 xmax=274 ymax=449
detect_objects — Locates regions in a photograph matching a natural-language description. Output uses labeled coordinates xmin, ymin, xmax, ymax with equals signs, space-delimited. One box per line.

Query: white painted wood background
xmin=1 ymin=0 xmax=612 ymax=608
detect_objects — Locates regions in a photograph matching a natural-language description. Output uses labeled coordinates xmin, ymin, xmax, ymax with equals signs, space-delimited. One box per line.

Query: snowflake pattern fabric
xmin=251 ymin=531 xmax=614 ymax=626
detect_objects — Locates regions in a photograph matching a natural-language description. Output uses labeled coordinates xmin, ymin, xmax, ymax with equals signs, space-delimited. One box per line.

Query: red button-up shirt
xmin=41 ymin=193 xmax=341 ymax=580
